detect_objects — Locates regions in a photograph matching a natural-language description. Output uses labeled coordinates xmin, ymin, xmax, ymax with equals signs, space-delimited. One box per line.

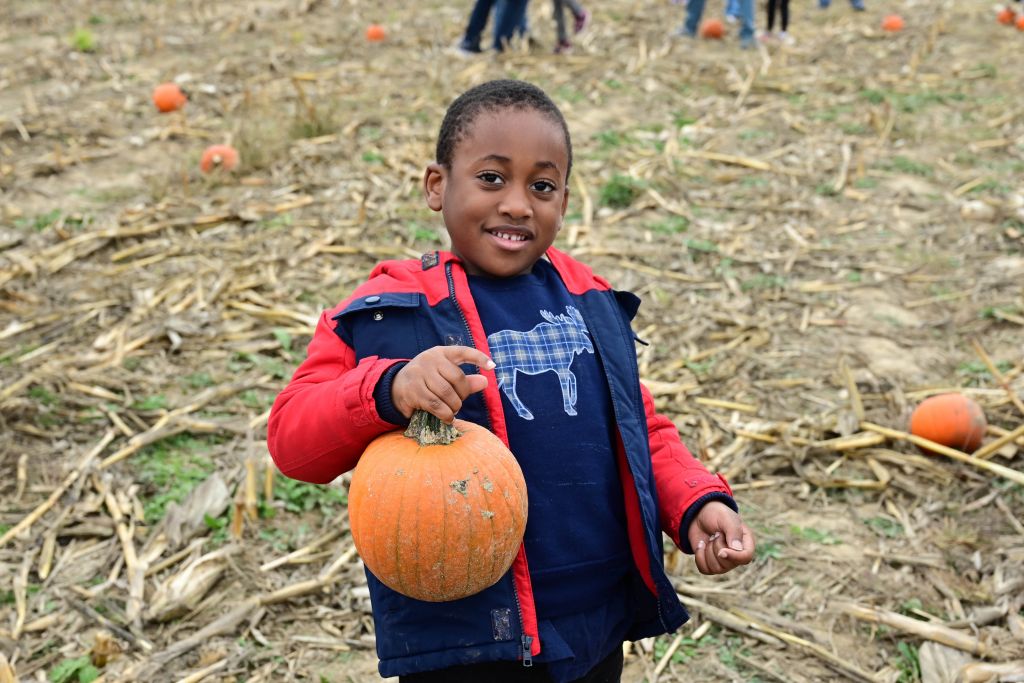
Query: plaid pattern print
xmin=486 ymin=306 xmax=595 ymax=420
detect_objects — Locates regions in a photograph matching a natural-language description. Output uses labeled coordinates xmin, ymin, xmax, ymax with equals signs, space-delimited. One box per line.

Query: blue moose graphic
xmin=486 ymin=306 xmax=594 ymax=420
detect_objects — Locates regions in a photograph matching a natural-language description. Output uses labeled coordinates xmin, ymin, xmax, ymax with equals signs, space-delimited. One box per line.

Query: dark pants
xmin=767 ymin=0 xmax=789 ymax=31
xmin=399 ymin=642 xmax=624 ymax=683
xmin=460 ymin=0 xmax=531 ymax=51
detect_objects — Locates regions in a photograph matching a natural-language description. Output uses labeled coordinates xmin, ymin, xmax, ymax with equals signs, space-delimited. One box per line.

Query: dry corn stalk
xmin=145 ymin=546 xmax=235 ymax=622
xmin=0 ymin=654 xmax=15 ymax=683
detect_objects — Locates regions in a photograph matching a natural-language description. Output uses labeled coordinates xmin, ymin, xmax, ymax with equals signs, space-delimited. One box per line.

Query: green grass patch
xmin=137 ymin=434 xmax=221 ymax=522
xmin=599 ymin=174 xmax=644 ymax=209
xmin=275 ymin=477 xmax=347 ymax=516
xmin=646 ymin=215 xmax=690 ymax=235
xmin=789 ymin=525 xmax=842 ymax=545
xmin=70 ymin=28 xmax=97 ymax=52
xmin=882 ymin=156 xmax=933 ymax=177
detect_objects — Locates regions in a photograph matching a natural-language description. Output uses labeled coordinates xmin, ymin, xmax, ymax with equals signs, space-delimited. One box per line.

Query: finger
xmin=435 ymin=362 xmax=488 ymax=400
xmin=440 ymin=345 xmax=496 ymax=372
xmin=717 ymin=525 xmax=756 ymax=565
xmin=692 ymin=538 xmax=711 ymax=574
xmin=696 ymin=537 xmax=724 ymax=575
xmin=719 ymin=516 xmax=748 ymax=554
xmin=422 ymin=376 xmax=462 ymax=421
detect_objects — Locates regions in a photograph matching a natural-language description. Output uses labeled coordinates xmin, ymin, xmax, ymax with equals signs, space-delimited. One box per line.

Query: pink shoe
xmin=554 ymin=40 xmax=573 ymax=54
xmin=573 ymin=9 xmax=591 ymax=34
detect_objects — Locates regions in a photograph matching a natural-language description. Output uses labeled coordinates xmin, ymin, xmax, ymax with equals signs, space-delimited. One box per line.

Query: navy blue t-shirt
xmin=468 ymin=259 xmax=635 ymax=681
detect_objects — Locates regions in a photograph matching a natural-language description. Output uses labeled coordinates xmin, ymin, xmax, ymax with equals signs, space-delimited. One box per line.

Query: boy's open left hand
xmin=391 ymin=345 xmax=495 ymax=424
xmin=686 ymin=501 xmax=755 ymax=575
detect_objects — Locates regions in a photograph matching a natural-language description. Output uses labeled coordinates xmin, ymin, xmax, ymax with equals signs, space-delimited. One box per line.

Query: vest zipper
xmin=445 ymin=260 xmax=532 ymax=666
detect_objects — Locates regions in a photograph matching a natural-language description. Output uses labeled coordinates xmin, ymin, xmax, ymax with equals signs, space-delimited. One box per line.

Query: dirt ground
xmin=1 ymin=0 xmax=1023 ymax=681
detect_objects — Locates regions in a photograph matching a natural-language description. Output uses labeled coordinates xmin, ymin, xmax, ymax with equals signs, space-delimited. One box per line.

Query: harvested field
xmin=1 ymin=0 xmax=1023 ymax=681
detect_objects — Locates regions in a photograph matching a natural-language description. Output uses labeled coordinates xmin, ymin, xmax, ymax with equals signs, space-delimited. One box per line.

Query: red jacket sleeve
xmin=643 ymin=383 xmax=734 ymax=548
xmin=267 ymin=310 xmax=405 ymax=484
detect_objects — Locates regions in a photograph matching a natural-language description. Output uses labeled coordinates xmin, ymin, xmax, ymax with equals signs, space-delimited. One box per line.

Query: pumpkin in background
xmin=366 ymin=24 xmax=387 ymax=42
xmin=152 ymin=82 xmax=187 ymax=113
xmin=909 ymin=393 xmax=987 ymax=454
xmin=997 ymin=7 xmax=1016 ymax=25
xmin=881 ymin=14 xmax=905 ymax=32
xmin=701 ymin=18 xmax=725 ymax=39
xmin=199 ymin=144 xmax=240 ymax=173
xmin=349 ymin=411 xmax=528 ymax=602
xmin=1016 ymin=13 xmax=1024 ymax=29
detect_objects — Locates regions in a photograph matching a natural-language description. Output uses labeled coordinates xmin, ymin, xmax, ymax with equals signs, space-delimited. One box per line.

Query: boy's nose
xmin=498 ymin=187 xmax=533 ymax=218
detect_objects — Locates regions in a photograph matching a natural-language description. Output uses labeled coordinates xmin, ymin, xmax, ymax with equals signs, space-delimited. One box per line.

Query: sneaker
xmin=726 ymin=14 xmax=739 ymax=23
xmin=672 ymin=26 xmax=697 ymax=39
xmin=573 ymin=9 xmax=592 ymax=34
xmin=759 ymin=30 xmax=774 ymax=41
xmin=740 ymin=37 xmax=756 ymax=49
xmin=778 ymin=30 xmax=794 ymax=44
xmin=554 ymin=40 xmax=572 ymax=54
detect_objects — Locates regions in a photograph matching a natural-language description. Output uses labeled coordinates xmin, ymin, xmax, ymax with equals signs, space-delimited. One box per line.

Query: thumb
xmin=717 ymin=517 xmax=746 ymax=557
xmin=442 ymin=345 xmax=496 ymax=372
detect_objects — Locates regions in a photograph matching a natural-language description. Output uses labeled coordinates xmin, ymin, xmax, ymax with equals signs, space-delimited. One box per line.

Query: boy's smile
xmin=424 ymin=108 xmax=570 ymax=278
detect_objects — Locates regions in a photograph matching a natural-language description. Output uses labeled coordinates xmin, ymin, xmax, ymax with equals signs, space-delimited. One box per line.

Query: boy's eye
xmin=532 ymin=180 xmax=556 ymax=193
xmin=478 ymin=172 xmax=504 ymax=185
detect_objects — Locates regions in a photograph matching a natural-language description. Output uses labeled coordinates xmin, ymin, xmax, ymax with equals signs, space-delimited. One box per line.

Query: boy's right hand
xmin=391 ymin=346 xmax=495 ymax=423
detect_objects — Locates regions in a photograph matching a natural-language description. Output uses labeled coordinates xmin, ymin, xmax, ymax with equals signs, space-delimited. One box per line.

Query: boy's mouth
xmin=485 ymin=227 xmax=532 ymax=245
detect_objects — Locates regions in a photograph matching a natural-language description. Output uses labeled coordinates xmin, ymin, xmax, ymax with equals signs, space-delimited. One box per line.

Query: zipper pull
xmin=521 ymin=635 xmax=533 ymax=668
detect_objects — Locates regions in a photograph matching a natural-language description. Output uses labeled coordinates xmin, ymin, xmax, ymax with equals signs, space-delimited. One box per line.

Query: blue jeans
xmin=819 ymin=0 xmax=866 ymax=7
xmin=460 ymin=0 xmax=530 ymax=51
xmin=459 ymin=0 xmax=494 ymax=51
xmin=726 ymin=0 xmax=740 ymax=17
xmin=685 ymin=0 xmax=754 ymax=42
xmin=494 ymin=0 xmax=529 ymax=49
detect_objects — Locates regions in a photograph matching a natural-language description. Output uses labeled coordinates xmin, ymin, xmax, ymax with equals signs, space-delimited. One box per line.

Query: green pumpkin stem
xmin=404 ymin=410 xmax=461 ymax=446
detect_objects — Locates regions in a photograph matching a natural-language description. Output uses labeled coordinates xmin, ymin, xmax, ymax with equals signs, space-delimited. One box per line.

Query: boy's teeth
xmin=496 ymin=232 xmax=525 ymax=241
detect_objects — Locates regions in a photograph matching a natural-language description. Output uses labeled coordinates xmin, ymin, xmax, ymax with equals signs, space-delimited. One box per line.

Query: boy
xmin=268 ymin=79 xmax=755 ymax=682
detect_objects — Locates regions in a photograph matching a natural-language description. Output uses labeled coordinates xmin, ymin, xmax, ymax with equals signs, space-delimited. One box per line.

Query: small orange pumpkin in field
xmin=199 ymin=144 xmax=240 ymax=173
xmin=701 ymin=18 xmax=725 ymax=39
xmin=881 ymin=14 xmax=905 ymax=32
xmin=1016 ymin=13 xmax=1024 ymax=29
xmin=997 ymin=7 xmax=1017 ymax=25
xmin=152 ymin=82 xmax=187 ymax=113
xmin=909 ymin=393 xmax=987 ymax=454
xmin=365 ymin=24 xmax=386 ymax=42
xmin=348 ymin=411 xmax=528 ymax=602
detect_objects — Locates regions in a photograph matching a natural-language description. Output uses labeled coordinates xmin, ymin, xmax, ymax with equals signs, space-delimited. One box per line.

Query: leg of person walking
xmin=553 ymin=0 xmax=571 ymax=52
xmin=460 ymin=0 xmax=497 ymax=52
xmin=682 ymin=0 xmax=706 ymax=37
xmin=737 ymin=0 xmax=755 ymax=47
xmin=493 ymin=0 xmax=529 ymax=50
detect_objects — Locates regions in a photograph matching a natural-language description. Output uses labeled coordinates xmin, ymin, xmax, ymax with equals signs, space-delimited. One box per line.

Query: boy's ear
xmin=424 ymin=163 xmax=446 ymax=212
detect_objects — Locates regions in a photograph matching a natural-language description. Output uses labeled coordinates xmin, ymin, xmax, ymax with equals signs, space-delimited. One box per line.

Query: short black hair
xmin=435 ymin=79 xmax=573 ymax=182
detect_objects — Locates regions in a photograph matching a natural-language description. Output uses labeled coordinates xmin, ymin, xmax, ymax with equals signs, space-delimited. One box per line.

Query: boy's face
xmin=424 ymin=108 xmax=570 ymax=278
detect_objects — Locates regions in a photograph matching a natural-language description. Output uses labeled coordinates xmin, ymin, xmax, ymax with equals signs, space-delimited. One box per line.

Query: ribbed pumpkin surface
xmin=348 ymin=415 xmax=528 ymax=602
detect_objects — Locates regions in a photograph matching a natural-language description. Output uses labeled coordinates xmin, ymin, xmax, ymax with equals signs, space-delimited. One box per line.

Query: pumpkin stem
xmin=404 ymin=410 xmax=461 ymax=446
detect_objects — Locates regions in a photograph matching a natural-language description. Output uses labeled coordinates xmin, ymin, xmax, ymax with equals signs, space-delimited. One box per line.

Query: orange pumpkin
xmin=366 ymin=24 xmax=386 ymax=42
xmin=997 ymin=7 xmax=1017 ymax=25
xmin=701 ymin=18 xmax=725 ymax=39
xmin=348 ymin=411 xmax=528 ymax=602
xmin=1016 ymin=13 xmax=1024 ymax=29
xmin=881 ymin=14 xmax=905 ymax=32
xmin=909 ymin=393 xmax=987 ymax=454
xmin=152 ymin=82 xmax=187 ymax=113
xmin=199 ymin=144 xmax=240 ymax=173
